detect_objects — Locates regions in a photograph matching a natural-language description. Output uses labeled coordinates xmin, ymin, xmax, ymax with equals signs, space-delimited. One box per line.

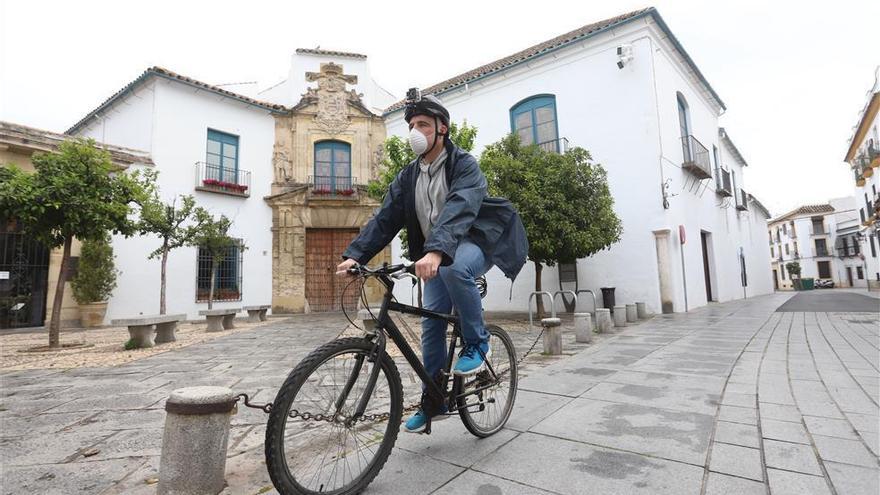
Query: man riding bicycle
xmin=336 ymin=88 xmax=528 ymax=433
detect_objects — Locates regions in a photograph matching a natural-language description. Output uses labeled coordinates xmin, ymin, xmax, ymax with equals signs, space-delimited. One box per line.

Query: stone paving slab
xmin=431 ymin=469 xmax=558 ymax=495
xmin=2 ymin=292 xmax=879 ymax=494
xmin=473 ymin=432 xmax=705 ymax=495
xmin=530 ymin=397 xmax=714 ymax=465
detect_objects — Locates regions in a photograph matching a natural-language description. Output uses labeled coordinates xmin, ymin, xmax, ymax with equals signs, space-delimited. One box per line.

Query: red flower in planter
xmin=337 ymin=189 xmax=354 ymax=196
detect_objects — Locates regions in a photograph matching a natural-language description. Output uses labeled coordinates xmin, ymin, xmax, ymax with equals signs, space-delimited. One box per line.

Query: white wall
xmin=78 ymin=78 xmax=277 ymax=321
xmin=259 ymin=52 xmax=396 ymax=114
xmin=77 ymin=81 xmax=156 ymax=152
xmin=386 ymin=18 xmax=772 ymax=314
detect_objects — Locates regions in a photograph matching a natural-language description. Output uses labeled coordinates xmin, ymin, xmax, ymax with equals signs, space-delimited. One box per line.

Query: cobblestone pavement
xmin=1 ymin=291 xmax=878 ymax=494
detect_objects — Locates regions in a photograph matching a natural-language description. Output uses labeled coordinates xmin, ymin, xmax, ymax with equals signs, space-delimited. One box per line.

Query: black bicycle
xmin=264 ymin=262 xmax=518 ymax=495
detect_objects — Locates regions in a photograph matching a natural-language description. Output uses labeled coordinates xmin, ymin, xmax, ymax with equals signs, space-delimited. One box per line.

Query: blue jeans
xmin=421 ymin=239 xmax=492 ymax=386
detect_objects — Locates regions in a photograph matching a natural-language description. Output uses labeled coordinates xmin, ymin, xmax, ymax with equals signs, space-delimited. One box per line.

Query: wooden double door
xmin=305 ymin=228 xmax=360 ymax=312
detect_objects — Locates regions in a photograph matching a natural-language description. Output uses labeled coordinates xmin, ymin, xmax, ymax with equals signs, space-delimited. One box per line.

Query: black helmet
xmin=404 ymin=88 xmax=450 ymax=128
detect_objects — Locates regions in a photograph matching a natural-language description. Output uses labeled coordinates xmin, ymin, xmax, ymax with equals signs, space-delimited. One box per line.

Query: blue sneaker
xmin=403 ymin=406 xmax=447 ymax=433
xmin=453 ymin=341 xmax=491 ymax=376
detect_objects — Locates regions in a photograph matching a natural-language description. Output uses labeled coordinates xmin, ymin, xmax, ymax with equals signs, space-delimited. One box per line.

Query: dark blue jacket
xmin=344 ymin=141 xmax=528 ymax=281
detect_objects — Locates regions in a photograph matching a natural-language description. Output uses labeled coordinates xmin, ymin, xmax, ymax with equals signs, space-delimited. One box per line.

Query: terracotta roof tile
xmin=67 ymin=66 xmax=289 ymax=134
xmin=771 ymin=204 xmax=835 ymax=223
xmin=384 ymin=7 xmax=727 ymax=114
xmin=1 ymin=120 xmax=153 ymax=168
xmin=296 ymin=48 xmax=367 ymax=59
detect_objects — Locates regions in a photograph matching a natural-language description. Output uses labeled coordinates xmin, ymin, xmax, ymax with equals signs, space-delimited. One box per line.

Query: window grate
xmin=196 ymin=240 xmax=243 ymax=302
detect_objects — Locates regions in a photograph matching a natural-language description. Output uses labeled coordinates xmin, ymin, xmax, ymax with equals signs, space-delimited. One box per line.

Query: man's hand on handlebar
xmin=415 ymin=252 xmax=442 ymax=281
xmin=336 ymin=258 xmax=358 ymax=277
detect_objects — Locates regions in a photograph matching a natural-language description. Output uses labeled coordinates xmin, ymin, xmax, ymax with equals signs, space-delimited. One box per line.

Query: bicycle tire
xmin=456 ymin=325 xmax=518 ymax=437
xmin=265 ymin=337 xmax=403 ymax=495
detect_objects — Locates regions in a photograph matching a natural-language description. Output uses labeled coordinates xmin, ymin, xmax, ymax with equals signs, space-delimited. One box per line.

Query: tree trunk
xmin=535 ymin=263 xmax=545 ymax=319
xmin=159 ymin=243 xmax=168 ymax=315
xmin=208 ymin=261 xmax=217 ymax=310
xmin=48 ymin=237 xmax=72 ymax=348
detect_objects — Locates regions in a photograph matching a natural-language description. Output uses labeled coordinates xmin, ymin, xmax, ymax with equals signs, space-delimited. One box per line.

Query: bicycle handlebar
xmin=346 ymin=261 xmax=415 ymax=278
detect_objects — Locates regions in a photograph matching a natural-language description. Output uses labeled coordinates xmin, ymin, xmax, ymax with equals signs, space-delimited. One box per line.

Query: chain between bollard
xmin=235 ymin=393 xmax=272 ymax=414
xmin=234 ymin=321 xmax=546 ymax=423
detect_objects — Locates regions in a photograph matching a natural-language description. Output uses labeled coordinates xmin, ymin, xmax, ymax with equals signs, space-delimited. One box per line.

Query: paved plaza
xmin=1 ymin=289 xmax=878 ymax=494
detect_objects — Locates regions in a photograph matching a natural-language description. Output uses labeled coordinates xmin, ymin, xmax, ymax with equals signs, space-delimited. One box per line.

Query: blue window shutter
xmin=314 ymin=140 xmax=352 ymax=191
xmin=510 ymin=95 xmax=559 ymax=152
xmin=206 ymin=129 xmax=240 ymax=183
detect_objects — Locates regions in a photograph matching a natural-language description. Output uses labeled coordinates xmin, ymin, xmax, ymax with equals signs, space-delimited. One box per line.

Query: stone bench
xmin=111 ymin=314 xmax=187 ymax=348
xmin=198 ymin=308 xmax=240 ymax=332
xmin=243 ymin=305 xmax=270 ymax=323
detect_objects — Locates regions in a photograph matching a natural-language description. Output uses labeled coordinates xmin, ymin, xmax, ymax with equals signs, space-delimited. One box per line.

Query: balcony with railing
xmin=309 ymin=175 xmax=357 ymax=198
xmin=195 ymin=162 xmax=251 ymax=197
xmin=837 ymin=246 xmax=859 ymax=258
xmin=815 ymin=247 xmax=830 ymax=257
xmin=736 ymin=189 xmax=748 ymax=211
xmin=810 ymin=224 xmax=828 ymax=236
xmin=536 ymin=137 xmax=570 ymax=154
xmin=715 ymin=167 xmax=732 ymax=197
xmin=680 ymin=135 xmax=712 ymax=179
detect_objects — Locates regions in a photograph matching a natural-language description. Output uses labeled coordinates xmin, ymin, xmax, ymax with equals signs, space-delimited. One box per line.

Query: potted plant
xmin=785 ymin=261 xmax=802 ymax=290
xmin=71 ymin=233 xmax=119 ymax=327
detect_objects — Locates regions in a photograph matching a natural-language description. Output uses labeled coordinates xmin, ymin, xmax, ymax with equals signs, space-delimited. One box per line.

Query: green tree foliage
xmin=785 ymin=261 xmax=801 ymax=279
xmin=365 ymin=121 xmax=478 ymax=256
xmin=138 ymin=189 xmax=209 ymax=314
xmin=0 ymin=139 xmax=152 ymax=347
xmin=481 ymin=134 xmax=623 ymax=316
xmin=71 ymin=233 xmax=119 ymax=304
xmin=191 ymin=211 xmax=246 ymax=309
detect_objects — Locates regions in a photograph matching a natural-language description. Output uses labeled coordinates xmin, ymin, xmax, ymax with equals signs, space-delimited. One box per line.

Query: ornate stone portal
xmin=267 ymin=62 xmax=389 ymax=313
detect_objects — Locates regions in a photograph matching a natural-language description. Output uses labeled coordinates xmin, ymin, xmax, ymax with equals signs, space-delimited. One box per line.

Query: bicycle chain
xmin=237 ymin=324 xmax=548 ymax=424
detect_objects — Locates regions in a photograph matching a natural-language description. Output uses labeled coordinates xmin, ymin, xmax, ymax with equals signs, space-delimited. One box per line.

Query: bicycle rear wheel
xmin=265 ymin=337 xmax=403 ymax=495
xmin=456 ymin=324 xmax=518 ymax=437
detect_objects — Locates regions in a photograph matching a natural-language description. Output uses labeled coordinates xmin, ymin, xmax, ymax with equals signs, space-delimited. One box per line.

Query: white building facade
xmin=768 ymin=199 xmax=866 ymax=290
xmin=67 ymin=68 xmax=283 ymax=321
xmin=843 ymin=66 xmax=880 ymax=290
xmin=383 ymin=7 xmax=773 ymax=314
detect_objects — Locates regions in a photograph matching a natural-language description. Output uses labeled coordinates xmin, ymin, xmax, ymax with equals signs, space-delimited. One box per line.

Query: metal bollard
xmin=574 ymin=313 xmax=593 ymax=343
xmin=636 ymin=302 xmax=649 ymax=319
xmin=613 ymin=306 xmax=627 ymax=328
xmin=158 ymin=387 xmax=235 ymax=495
xmin=625 ymin=304 xmax=638 ymax=323
xmin=357 ymin=309 xmax=378 ymax=335
xmin=541 ymin=317 xmax=563 ymax=355
xmin=595 ymin=308 xmax=612 ymax=333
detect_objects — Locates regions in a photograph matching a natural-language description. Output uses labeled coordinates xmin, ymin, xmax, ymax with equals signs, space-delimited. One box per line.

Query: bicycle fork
xmin=337 ymin=332 xmax=385 ymax=427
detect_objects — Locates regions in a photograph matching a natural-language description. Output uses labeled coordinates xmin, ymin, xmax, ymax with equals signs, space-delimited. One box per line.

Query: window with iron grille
xmin=857 ymin=266 xmax=864 ymax=279
xmin=196 ymin=240 xmax=243 ymax=302
xmin=817 ymin=261 xmax=831 ymax=279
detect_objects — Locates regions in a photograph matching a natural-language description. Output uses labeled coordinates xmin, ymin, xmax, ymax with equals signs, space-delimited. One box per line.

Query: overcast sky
xmin=1 ymin=0 xmax=878 ymax=217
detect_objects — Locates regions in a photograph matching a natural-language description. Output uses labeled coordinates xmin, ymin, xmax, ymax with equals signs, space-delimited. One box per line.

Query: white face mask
xmin=408 ymin=127 xmax=429 ymax=156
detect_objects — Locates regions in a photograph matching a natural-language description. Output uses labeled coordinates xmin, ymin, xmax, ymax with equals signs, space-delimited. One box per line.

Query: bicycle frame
xmin=345 ymin=269 xmax=496 ymax=428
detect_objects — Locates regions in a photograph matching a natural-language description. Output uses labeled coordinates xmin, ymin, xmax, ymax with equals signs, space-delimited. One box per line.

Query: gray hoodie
xmin=415 ymin=148 xmax=448 ymax=240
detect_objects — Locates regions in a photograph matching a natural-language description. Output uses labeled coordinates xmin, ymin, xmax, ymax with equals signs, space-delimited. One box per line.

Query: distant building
xmin=842 ymin=66 xmax=880 ymax=290
xmin=768 ymin=198 xmax=865 ymax=289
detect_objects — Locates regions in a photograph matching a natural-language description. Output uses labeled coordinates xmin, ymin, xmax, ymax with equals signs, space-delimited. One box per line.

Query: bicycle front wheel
xmin=265 ymin=337 xmax=403 ymax=495
xmin=456 ymin=324 xmax=518 ymax=437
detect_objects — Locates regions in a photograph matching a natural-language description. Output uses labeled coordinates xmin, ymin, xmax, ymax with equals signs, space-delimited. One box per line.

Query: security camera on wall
xmin=617 ymin=44 xmax=633 ymax=69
